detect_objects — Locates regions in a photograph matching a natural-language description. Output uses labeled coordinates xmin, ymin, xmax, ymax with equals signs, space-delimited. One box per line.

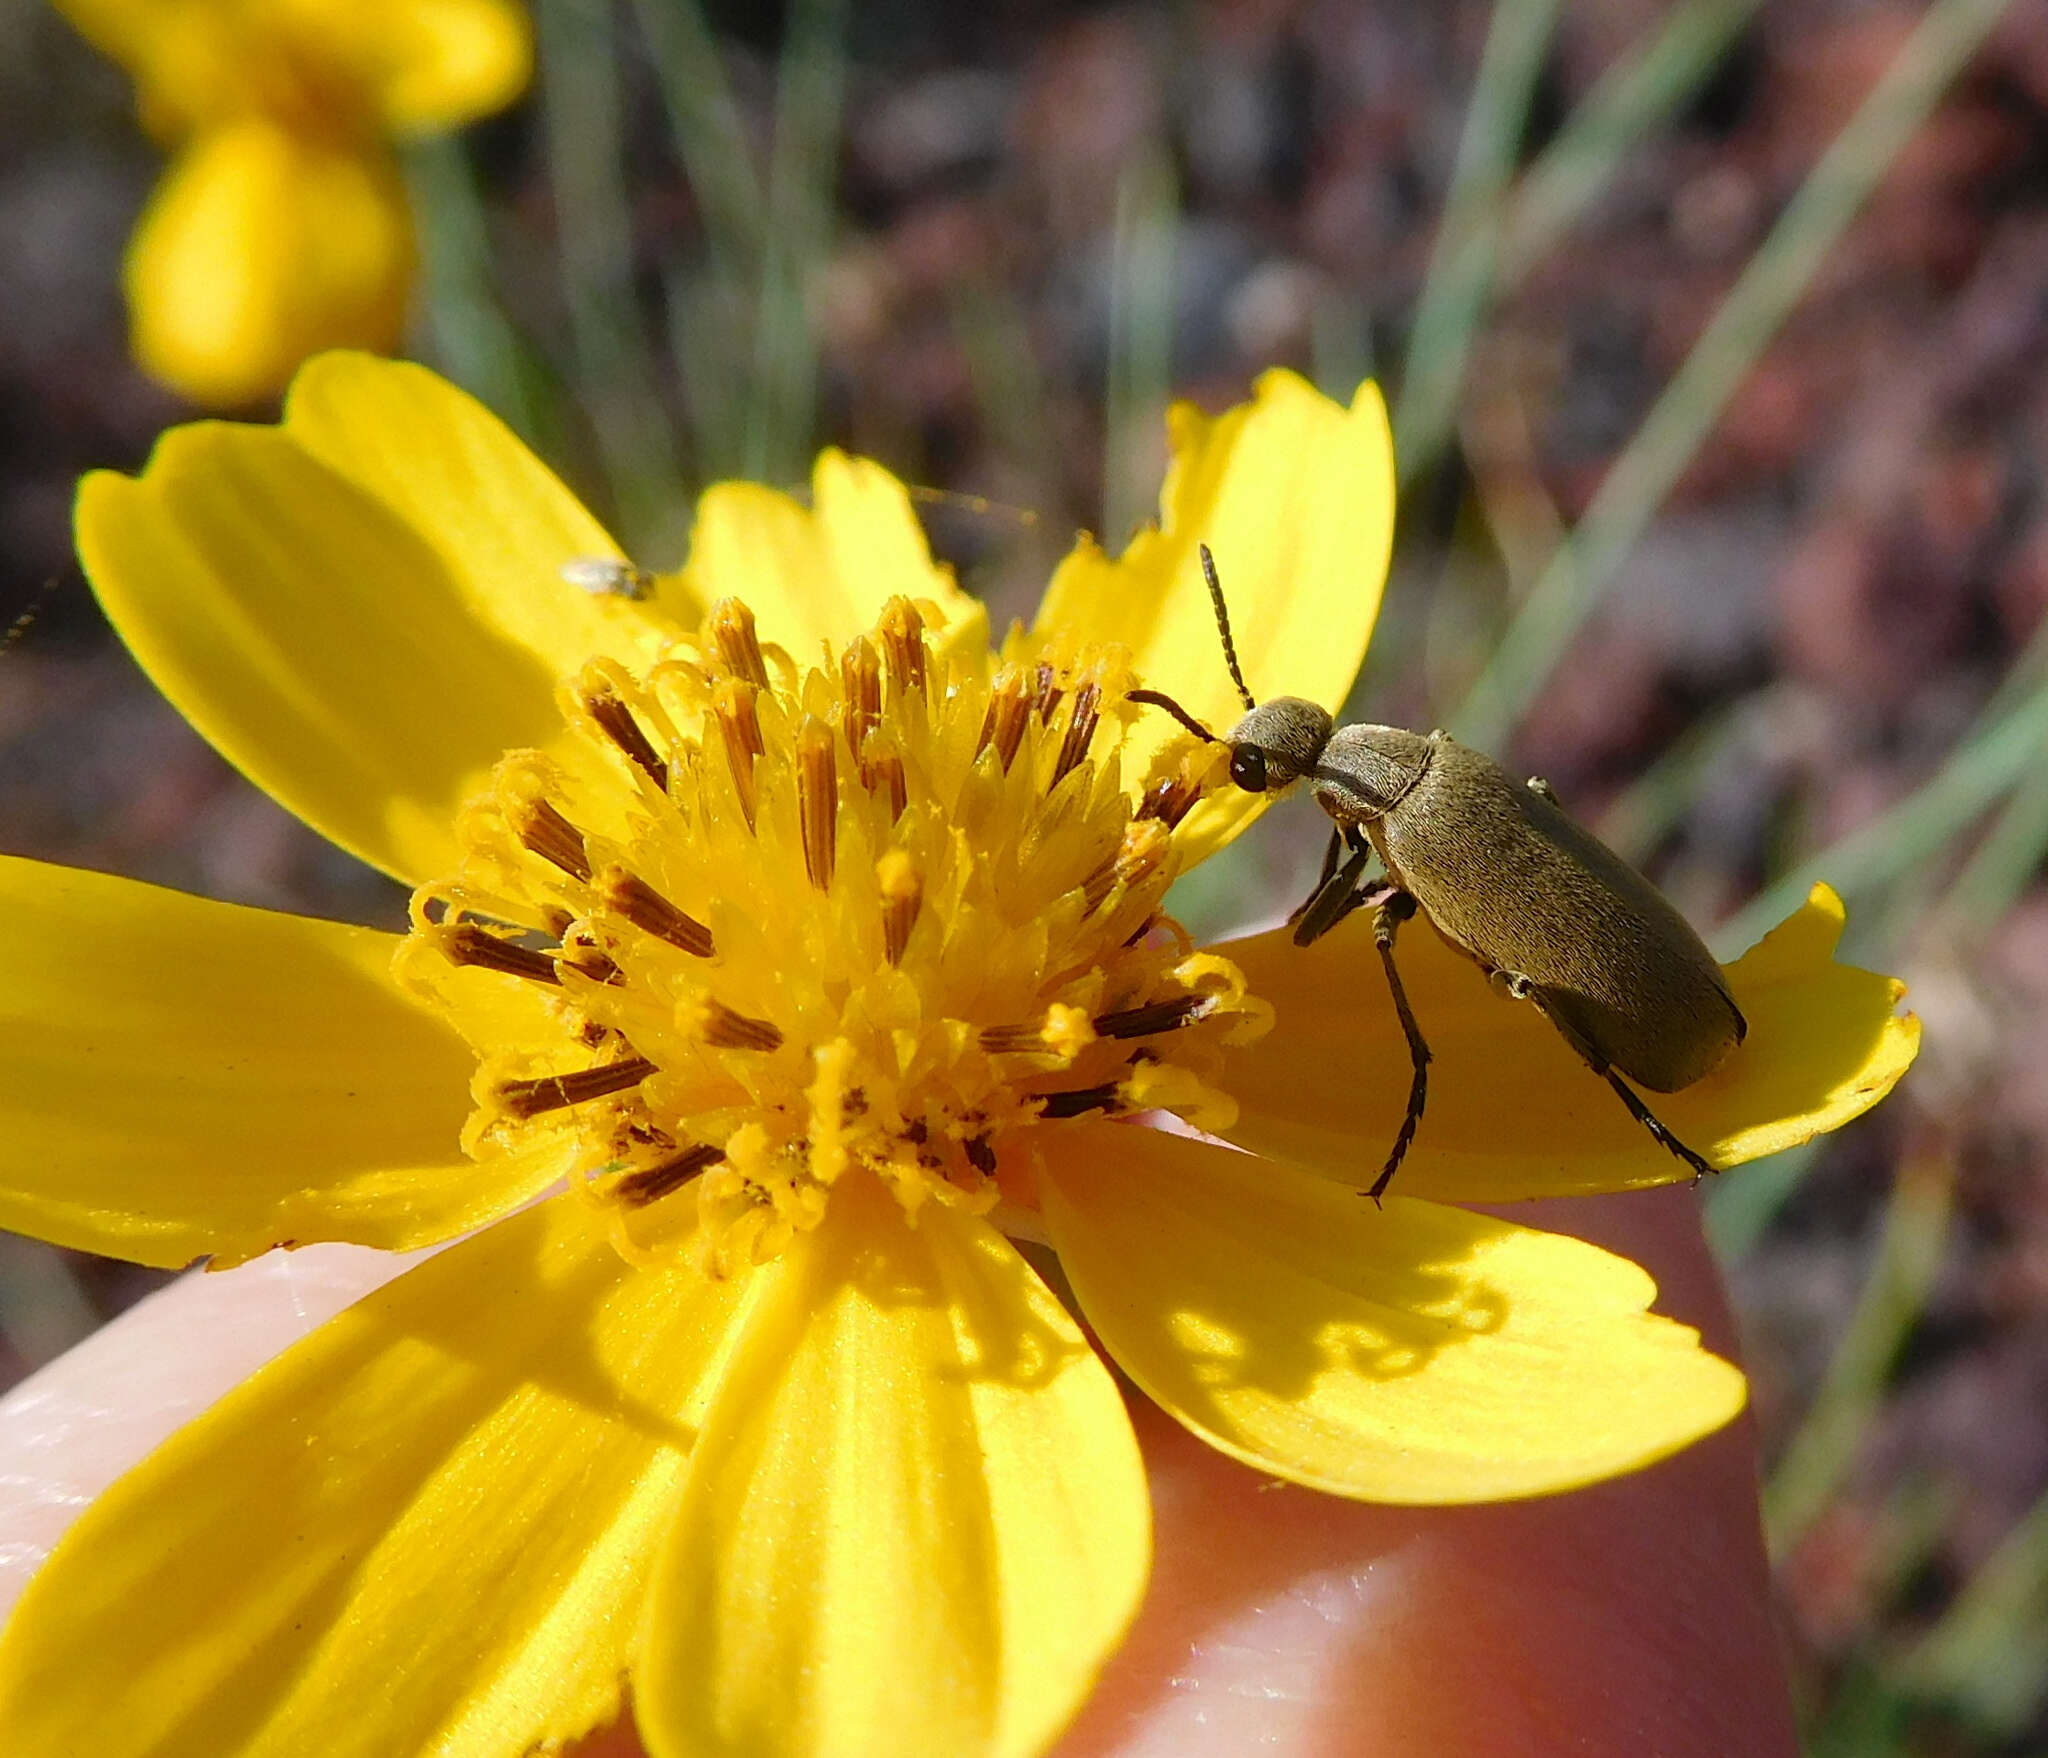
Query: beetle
xmin=1129 ymin=544 xmax=1745 ymax=1200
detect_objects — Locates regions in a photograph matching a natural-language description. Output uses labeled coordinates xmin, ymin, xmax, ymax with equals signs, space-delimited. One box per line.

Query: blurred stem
xmin=743 ymin=0 xmax=848 ymax=487
xmin=403 ymin=137 xmax=556 ymax=451
xmin=1762 ymin=1140 xmax=1955 ymax=1559
xmin=1451 ymin=0 xmax=2015 ymax=754
xmin=1104 ymin=144 xmax=1180 ymax=545
xmin=1393 ymin=0 xmax=1560 ymax=486
xmin=1703 ymin=1138 xmax=1823 ymax=1262
xmin=538 ymin=0 xmax=685 ymax=550
xmin=1933 ymin=758 xmax=2048 ymax=937
xmin=1498 ymin=0 xmax=1764 ymax=281
xmin=1900 ymin=1477 xmax=2048 ymax=1733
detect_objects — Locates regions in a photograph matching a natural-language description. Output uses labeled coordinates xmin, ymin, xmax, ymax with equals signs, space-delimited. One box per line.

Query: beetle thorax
xmin=1309 ymin=723 xmax=1436 ymax=824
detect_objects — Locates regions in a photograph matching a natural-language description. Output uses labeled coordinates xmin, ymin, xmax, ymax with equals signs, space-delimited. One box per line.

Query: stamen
xmin=1052 ymin=680 xmax=1101 ymax=785
xmin=964 ymin=1136 xmax=997 ymax=1175
xmin=1136 ymin=768 xmax=1204 ymax=828
xmin=863 ymin=748 xmax=908 ymax=822
xmin=797 ymin=717 xmax=838 ymax=891
xmin=1035 ymin=1082 xmax=1125 ymax=1120
xmin=516 ymin=798 xmax=592 ymax=883
xmin=841 ymin=638 xmax=882 ymax=757
xmin=877 ymin=597 xmax=928 ymax=696
xmin=598 ymin=867 xmax=714 ymax=957
xmin=709 ymin=598 xmax=769 ymax=689
xmin=441 ymin=924 xmax=562 ymax=986
xmin=583 ymin=684 xmax=669 ymax=791
xmin=1093 ymin=994 xmax=1207 ymax=1039
xmin=976 ymin=666 xmax=1030 ymax=772
xmin=559 ymin=938 xmax=624 ymax=985
xmin=713 ymin=678 xmax=764 ymax=830
xmin=1082 ymin=819 xmax=1170 ymax=913
xmin=615 ymin=1142 xmax=724 ymax=1206
xmin=1033 ymin=661 xmax=1063 ymax=724
xmin=695 ymin=999 xmax=784 ymax=1052
xmin=877 ymin=849 xmax=921 ymax=965
xmin=497 ymin=1056 xmax=656 ymax=1119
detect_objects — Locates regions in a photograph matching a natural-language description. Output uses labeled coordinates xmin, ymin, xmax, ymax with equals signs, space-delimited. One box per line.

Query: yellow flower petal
xmin=77 ymin=353 xmax=670 ymax=884
xmin=678 ymin=449 xmax=989 ymax=665
xmin=361 ymin=0 xmax=533 ymax=132
xmin=126 ymin=122 xmax=413 ymax=406
xmin=1040 ymin=1124 xmax=1747 ymax=1502
xmin=0 ymin=856 xmax=562 ymax=1268
xmin=0 ymin=1198 xmax=748 ymax=1758
xmin=638 ymin=1178 xmax=1149 ymax=1758
xmin=1032 ymin=373 xmax=1395 ymax=858
xmin=1221 ymin=882 xmax=1917 ymax=1203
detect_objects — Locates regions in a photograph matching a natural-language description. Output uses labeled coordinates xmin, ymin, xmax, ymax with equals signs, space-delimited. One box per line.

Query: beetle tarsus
xmin=1367 ymin=891 xmax=1429 ymax=1203
xmin=1600 ymin=1071 xmax=1717 ymax=1180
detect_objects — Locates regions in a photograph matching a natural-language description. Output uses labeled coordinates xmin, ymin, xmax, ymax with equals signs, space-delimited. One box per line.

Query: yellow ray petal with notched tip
xmin=77 ymin=353 xmax=673 ymax=886
xmin=676 ymin=449 xmax=989 ymax=667
xmin=0 ymin=1197 xmax=754 ymax=1758
xmin=1219 ymin=884 xmax=1918 ymax=1203
xmin=638 ymin=1177 xmax=1149 ymax=1758
xmin=1032 ymin=372 xmax=1395 ymax=860
xmin=1042 ymin=1124 xmax=1746 ymax=1503
xmin=0 ymin=856 xmax=563 ymax=1268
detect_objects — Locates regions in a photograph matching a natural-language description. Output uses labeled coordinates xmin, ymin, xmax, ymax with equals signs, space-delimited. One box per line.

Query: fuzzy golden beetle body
xmin=1133 ymin=548 xmax=1746 ymax=1198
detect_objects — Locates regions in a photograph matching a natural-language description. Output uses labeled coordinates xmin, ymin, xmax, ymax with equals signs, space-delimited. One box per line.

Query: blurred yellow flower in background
xmin=51 ymin=0 xmax=529 ymax=405
xmin=0 ymin=357 xmax=1914 ymax=1757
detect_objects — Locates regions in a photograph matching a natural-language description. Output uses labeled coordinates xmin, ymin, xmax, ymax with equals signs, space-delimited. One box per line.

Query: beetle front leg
xmin=1291 ymin=829 xmax=1387 ymax=948
xmin=1367 ymin=890 xmax=1430 ymax=1203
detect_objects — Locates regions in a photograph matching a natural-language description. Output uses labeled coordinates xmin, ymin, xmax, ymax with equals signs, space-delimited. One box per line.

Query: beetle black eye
xmin=1228 ymin=745 xmax=1268 ymax=792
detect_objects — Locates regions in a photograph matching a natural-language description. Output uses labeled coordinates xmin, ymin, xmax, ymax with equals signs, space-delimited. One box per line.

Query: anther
xmin=797 ymin=717 xmax=838 ymax=891
xmin=583 ymin=684 xmax=668 ymax=791
xmin=964 ymin=1137 xmax=997 ymax=1175
xmin=1033 ymin=661 xmax=1063 ymax=724
xmin=713 ymin=677 xmax=764 ymax=830
xmin=615 ymin=1142 xmax=724 ymax=1207
xmin=496 ymin=1056 xmax=656 ymax=1119
xmin=559 ymin=939 xmax=624 ymax=986
xmin=841 ymin=638 xmax=882 ymax=758
xmin=695 ymin=999 xmax=784 ymax=1052
xmin=1035 ymin=1082 xmax=1125 ymax=1120
xmin=1052 ymin=679 xmax=1101 ymax=785
xmin=976 ymin=667 xmax=1031 ymax=772
xmin=441 ymin=924 xmax=563 ymax=986
xmin=516 ymin=797 xmax=592 ymax=883
xmin=877 ymin=597 xmax=928 ymax=696
xmin=877 ymin=849 xmax=922 ymax=965
xmin=709 ymin=598 xmax=770 ymax=690
xmin=1093 ymin=995 xmax=1208 ymax=1039
xmin=1136 ymin=767 xmax=1204 ymax=828
xmin=1081 ymin=820 xmax=1170 ymax=913
xmin=598 ymin=867 xmax=714 ymax=957
xmin=862 ymin=748 xmax=908 ymax=822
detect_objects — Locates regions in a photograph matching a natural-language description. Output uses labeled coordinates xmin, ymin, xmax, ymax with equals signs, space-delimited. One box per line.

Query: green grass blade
xmin=1392 ymin=0 xmax=1561 ymax=486
xmin=1900 ymin=1481 xmax=2048 ymax=1735
xmin=1103 ymin=144 xmax=1180 ymax=545
xmin=743 ymin=0 xmax=848 ymax=487
xmin=1703 ymin=1139 xmax=1822 ymax=1262
xmin=1451 ymin=0 xmax=2016 ymax=754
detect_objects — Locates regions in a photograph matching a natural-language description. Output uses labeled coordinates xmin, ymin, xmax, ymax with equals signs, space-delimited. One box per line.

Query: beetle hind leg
xmin=1367 ymin=890 xmax=1429 ymax=1203
xmin=1530 ymin=992 xmax=1718 ymax=1181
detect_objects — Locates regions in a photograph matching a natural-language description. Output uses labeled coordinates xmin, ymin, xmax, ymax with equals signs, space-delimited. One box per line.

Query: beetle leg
xmin=1291 ymin=829 xmax=1387 ymax=947
xmin=1286 ymin=826 xmax=1347 ymax=928
xmin=1367 ymin=890 xmax=1430 ymax=1203
xmin=1527 ymin=992 xmax=1718 ymax=1181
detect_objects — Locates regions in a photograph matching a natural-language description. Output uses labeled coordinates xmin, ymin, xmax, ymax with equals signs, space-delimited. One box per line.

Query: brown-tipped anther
xmin=977 ymin=1021 xmax=1044 ymax=1054
xmin=615 ymin=1142 xmax=724 ymax=1207
xmin=496 ymin=1056 xmax=656 ymax=1119
xmin=1033 ymin=661 xmax=1063 ymax=723
xmin=797 ymin=716 xmax=838 ymax=891
xmin=976 ymin=666 xmax=1031 ymax=772
xmin=516 ymin=797 xmax=593 ymax=882
xmin=600 ymin=868 xmax=714 ymax=957
xmin=541 ymin=906 xmax=575 ymax=939
xmin=709 ymin=598 xmax=769 ymax=689
xmin=559 ymin=941 xmax=624 ymax=986
xmin=1035 ymin=1083 xmax=1124 ymax=1120
xmin=584 ymin=685 xmax=668 ymax=791
xmin=1052 ymin=680 xmax=1101 ymax=785
xmin=713 ymin=677 xmax=763 ymax=830
xmin=878 ymin=597 xmax=928 ymax=695
xmin=863 ymin=749 xmax=908 ymax=823
xmin=698 ymin=1000 xmax=784 ymax=1052
xmin=1136 ymin=768 xmax=1204 ymax=827
xmin=1081 ymin=819 xmax=1171 ymax=914
xmin=1093 ymin=994 xmax=1207 ymax=1039
xmin=841 ymin=639 xmax=882 ymax=757
xmin=442 ymin=925 xmax=563 ymax=986
xmin=877 ymin=850 xmax=922 ymax=965
xmin=964 ymin=1136 xmax=997 ymax=1175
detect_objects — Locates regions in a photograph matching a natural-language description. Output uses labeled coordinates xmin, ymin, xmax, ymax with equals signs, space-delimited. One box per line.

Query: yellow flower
xmin=53 ymin=0 xmax=529 ymax=405
xmin=0 ymin=356 xmax=1914 ymax=1758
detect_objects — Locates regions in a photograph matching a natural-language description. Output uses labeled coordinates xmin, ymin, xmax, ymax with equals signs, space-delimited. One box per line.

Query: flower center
xmin=398 ymin=595 xmax=1268 ymax=1275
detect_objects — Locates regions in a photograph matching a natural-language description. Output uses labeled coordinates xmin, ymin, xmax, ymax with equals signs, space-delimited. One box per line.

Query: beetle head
xmin=1223 ymin=697 xmax=1334 ymax=793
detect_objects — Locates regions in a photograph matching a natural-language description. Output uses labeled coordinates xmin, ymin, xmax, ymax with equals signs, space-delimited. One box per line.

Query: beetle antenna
xmin=1126 ymin=688 xmax=1219 ymax=744
xmin=1199 ymin=544 xmax=1256 ymax=711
